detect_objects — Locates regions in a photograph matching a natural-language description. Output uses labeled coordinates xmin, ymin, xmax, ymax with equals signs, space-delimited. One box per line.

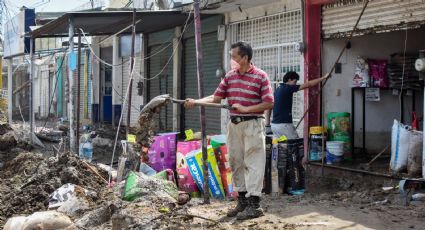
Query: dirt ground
xmin=185 ymin=187 xmax=424 ymax=230
xmin=1 ymin=120 xmax=425 ymax=229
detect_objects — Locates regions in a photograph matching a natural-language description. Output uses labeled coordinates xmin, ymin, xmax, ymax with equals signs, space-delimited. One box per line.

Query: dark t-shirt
xmin=272 ymin=83 xmax=300 ymax=124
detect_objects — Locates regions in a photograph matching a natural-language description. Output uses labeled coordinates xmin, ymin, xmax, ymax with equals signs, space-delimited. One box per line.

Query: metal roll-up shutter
xmin=183 ymin=32 xmax=222 ymax=134
xmin=322 ymin=0 xmax=425 ymax=39
xmin=147 ymin=43 xmax=173 ymax=131
xmin=122 ymin=53 xmax=144 ymax=127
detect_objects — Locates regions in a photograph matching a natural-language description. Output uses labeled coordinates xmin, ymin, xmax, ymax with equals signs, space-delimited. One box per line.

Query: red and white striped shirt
xmin=213 ymin=64 xmax=274 ymax=116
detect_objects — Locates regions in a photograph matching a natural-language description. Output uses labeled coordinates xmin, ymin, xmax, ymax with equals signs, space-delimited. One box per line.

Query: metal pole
xmin=76 ymin=32 xmax=81 ymax=153
xmin=68 ymin=18 xmax=76 ymax=153
xmin=193 ymin=0 xmax=210 ymax=204
xmin=7 ymin=58 xmax=13 ymax=124
xmin=126 ymin=9 xmax=136 ymax=135
xmin=29 ymin=38 xmax=34 ymax=144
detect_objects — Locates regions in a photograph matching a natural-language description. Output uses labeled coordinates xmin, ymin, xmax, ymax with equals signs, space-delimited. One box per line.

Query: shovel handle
xmin=171 ymin=99 xmax=234 ymax=110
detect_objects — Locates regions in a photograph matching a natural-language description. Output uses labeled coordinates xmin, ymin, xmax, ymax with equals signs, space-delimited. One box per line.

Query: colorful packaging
xmin=176 ymin=141 xmax=201 ymax=195
xmin=186 ymin=146 xmax=225 ymax=199
xmin=213 ymin=145 xmax=237 ymax=198
xmin=153 ymin=169 xmax=176 ymax=184
xmin=368 ymin=59 xmax=388 ymax=88
xmin=148 ymin=133 xmax=177 ymax=172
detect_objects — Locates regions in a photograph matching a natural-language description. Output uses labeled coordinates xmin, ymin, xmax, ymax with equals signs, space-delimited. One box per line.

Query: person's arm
xmin=184 ymin=95 xmax=223 ymax=108
xmin=265 ymin=109 xmax=272 ymax=125
xmin=299 ymin=73 xmax=330 ymax=90
xmin=233 ymin=102 xmax=274 ymax=114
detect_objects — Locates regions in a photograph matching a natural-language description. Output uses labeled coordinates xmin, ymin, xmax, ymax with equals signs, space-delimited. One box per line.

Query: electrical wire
xmin=136 ymin=9 xmax=193 ymax=81
xmin=78 ymin=9 xmax=193 ymax=69
xmin=107 ymin=7 xmax=194 ymax=184
xmin=399 ymin=27 xmax=408 ymax=121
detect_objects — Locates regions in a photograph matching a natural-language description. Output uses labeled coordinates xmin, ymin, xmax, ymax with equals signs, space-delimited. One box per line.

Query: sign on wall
xmin=3 ymin=8 xmax=35 ymax=58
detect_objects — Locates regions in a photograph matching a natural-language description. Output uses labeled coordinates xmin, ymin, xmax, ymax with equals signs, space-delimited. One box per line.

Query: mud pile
xmin=0 ymin=152 xmax=111 ymax=227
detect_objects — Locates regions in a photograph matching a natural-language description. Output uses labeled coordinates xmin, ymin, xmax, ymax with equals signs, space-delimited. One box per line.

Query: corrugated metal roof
xmin=322 ymin=0 xmax=425 ymax=39
xmin=29 ymin=10 xmax=190 ymax=38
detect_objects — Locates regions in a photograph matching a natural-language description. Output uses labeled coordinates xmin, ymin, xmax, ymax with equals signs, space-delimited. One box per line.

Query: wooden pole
xmin=29 ymin=38 xmax=34 ymax=144
xmin=193 ymin=0 xmax=210 ymax=204
xmin=126 ymin=9 xmax=136 ymax=135
xmin=77 ymin=32 xmax=82 ymax=152
xmin=68 ymin=17 xmax=76 ymax=153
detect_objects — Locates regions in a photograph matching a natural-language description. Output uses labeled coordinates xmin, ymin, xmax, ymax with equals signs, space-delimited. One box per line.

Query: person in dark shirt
xmin=267 ymin=71 xmax=329 ymax=139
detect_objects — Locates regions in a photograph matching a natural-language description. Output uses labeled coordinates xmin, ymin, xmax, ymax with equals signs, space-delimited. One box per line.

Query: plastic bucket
xmin=326 ymin=151 xmax=343 ymax=164
xmin=309 ymin=126 xmax=326 ymax=161
xmin=328 ymin=112 xmax=350 ymax=140
xmin=326 ymin=141 xmax=344 ymax=156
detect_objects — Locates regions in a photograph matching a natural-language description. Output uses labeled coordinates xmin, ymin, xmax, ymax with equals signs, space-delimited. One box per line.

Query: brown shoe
xmin=227 ymin=192 xmax=248 ymax=217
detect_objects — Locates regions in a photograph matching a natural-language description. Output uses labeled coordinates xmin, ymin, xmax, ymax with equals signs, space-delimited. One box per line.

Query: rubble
xmin=0 ymin=152 xmax=111 ymax=227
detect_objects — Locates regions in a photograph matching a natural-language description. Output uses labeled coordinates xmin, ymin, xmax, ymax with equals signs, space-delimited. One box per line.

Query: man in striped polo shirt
xmin=185 ymin=41 xmax=274 ymax=220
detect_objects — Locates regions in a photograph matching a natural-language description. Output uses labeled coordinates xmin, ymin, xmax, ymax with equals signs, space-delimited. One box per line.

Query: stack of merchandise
xmin=211 ymin=135 xmax=237 ymax=198
xmin=388 ymin=53 xmax=422 ymax=90
xmin=146 ymin=133 xmax=178 ymax=172
xmin=176 ymin=140 xmax=201 ymax=197
xmin=185 ymin=146 xmax=226 ymax=199
xmin=143 ymin=132 xmax=237 ymax=199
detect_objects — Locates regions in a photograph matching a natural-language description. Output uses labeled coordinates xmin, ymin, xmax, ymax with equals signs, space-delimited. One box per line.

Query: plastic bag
xmin=407 ymin=130 xmax=423 ymax=177
xmin=390 ymin=120 xmax=410 ymax=173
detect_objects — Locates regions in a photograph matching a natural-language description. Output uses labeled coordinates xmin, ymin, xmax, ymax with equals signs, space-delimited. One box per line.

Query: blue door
xmin=103 ymin=66 xmax=112 ymax=123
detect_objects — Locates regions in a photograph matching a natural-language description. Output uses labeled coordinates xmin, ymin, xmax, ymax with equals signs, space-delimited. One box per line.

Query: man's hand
xmin=232 ymin=103 xmax=249 ymax=113
xmin=323 ymin=72 xmax=331 ymax=80
xmin=184 ymin=98 xmax=197 ymax=109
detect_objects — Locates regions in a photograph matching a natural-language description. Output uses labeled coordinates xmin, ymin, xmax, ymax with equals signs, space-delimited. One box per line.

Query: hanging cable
xmin=399 ymin=27 xmax=408 ymax=121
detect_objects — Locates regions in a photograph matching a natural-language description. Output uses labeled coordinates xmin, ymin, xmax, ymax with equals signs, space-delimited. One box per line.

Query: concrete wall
xmin=322 ymin=28 xmax=425 ymax=153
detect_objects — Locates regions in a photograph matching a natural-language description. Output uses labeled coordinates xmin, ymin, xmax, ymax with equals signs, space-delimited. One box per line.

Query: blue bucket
xmin=326 ymin=151 xmax=343 ymax=164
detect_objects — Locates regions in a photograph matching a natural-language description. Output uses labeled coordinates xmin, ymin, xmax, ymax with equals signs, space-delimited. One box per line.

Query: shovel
xmin=140 ymin=94 xmax=233 ymax=114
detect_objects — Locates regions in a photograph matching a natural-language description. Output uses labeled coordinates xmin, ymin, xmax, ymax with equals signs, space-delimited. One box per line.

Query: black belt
xmin=230 ymin=116 xmax=264 ymax=124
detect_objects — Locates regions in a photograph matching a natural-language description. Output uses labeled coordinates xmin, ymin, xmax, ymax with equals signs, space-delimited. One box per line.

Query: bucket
xmin=326 ymin=141 xmax=344 ymax=164
xmin=333 ymin=135 xmax=352 ymax=160
xmin=326 ymin=141 xmax=345 ymax=156
xmin=327 ymin=112 xmax=350 ymax=140
xmin=309 ymin=126 xmax=326 ymax=161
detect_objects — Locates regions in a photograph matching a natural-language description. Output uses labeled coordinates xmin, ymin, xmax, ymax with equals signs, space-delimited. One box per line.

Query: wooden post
xmin=193 ymin=0 xmax=210 ymax=204
xmin=126 ymin=9 xmax=136 ymax=134
xmin=77 ymin=32 xmax=82 ymax=152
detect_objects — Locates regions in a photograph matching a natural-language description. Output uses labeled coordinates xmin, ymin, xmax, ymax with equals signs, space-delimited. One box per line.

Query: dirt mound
xmin=0 ymin=152 xmax=111 ymax=228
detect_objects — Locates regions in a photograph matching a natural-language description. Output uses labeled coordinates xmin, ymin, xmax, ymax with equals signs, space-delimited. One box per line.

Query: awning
xmin=28 ymin=10 xmax=190 ymax=38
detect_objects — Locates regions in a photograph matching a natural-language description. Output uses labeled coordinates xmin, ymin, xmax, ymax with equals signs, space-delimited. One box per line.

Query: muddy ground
xmin=1 ymin=150 xmax=424 ymax=230
xmin=1 ymin=119 xmax=424 ymax=229
xmin=186 ymin=180 xmax=425 ymax=230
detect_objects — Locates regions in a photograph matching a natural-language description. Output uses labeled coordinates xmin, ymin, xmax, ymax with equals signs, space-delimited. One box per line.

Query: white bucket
xmin=326 ymin=141 xmax=345 ymax=156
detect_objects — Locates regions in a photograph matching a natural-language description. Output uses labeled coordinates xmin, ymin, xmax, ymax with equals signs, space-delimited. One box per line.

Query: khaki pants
xmin=227 ymin=118 xmax=266 ymax=197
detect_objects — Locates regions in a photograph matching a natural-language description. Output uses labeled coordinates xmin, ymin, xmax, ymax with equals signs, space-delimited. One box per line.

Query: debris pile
xmin=0 ymin=152 xmax=110 ymax=227
xmin=0 ymin=151 xmax=199 ymax=229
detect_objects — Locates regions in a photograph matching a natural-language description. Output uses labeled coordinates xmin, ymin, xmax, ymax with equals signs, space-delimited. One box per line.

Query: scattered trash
xmin=390 ymin=120 xmax=410 ymax=173
xmin=0 ymin=152 xmax=109 ymax=224
xmin=4 ymin=211 xmax=72 ymax=230
xmin=411 ymin=193 xmax=425 ymax=201
xmin=382 ymin=186 xmax=395 ymax=191
xmin=139 ymin=162 xmax=157 ymax=176
xmin=48 ymin=183 xmax=96 ymax=209
xmin=122 ymin=171 xmax=179 ymax=202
